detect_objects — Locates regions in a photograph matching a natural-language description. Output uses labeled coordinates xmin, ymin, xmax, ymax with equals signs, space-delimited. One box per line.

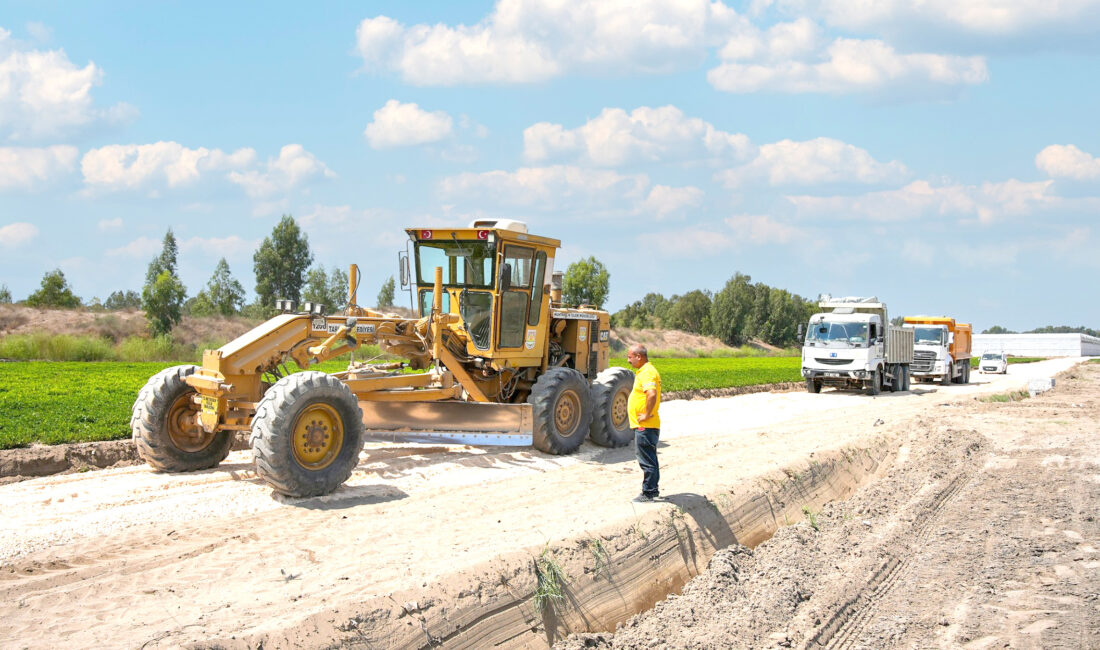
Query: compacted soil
xmin=561 ymin=362 xmax=1099 ymax=649
xmin=0 ymin=358 xmax=1093 ymax=649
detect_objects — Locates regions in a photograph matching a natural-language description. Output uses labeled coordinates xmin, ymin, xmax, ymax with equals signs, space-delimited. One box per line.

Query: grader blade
xmin=359 ymin=401 xmax=534 ymax=446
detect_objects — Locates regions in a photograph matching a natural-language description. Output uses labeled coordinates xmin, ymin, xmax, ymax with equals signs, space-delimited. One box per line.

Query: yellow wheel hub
xmin=611 ymin=389 xmax=629 ymax=429
xmin=167 ymin=393 xmax=215 ymax=452
xmin=292 ymin=403 xmax=344 ymax=470
xmin=554 ymin=389 xmax=582 ymax=438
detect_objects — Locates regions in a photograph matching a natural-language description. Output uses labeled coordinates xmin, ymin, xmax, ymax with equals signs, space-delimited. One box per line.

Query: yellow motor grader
xmin=131 ymin=220 xmax=633 ymax=497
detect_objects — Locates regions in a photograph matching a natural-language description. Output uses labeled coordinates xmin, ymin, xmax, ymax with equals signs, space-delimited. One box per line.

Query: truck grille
xmin=814 ymin=358 xmax=852 ymax=366
xmin=912 ymin=350 xmax=935 ymax=373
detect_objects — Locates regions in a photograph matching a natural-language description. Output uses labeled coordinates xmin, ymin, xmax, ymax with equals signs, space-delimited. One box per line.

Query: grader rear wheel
xmin=589 ymin=367 xmax=634 ymax=447
xmin=250 ymin=372 xmax=365 ymax=497
xmin=528 ymin=367 xmax=593 ymax=455
xmin=131 ymin=364 xmax=234 ymax=472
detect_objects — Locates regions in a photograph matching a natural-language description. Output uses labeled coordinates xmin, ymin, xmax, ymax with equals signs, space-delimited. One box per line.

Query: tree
xmin=982 ymin=325 xmax=1016 ymax=334
xmin=1026 ymin=325 xmax=1100 ymax=337
xmin=144 ymin=271 xmax=187 ymax=336
xmin=328 ymin=266 xmax=348 ymax=312
xmin=191 ymin=258 xmax=245 ymax=317
xmin=142 ymin=230 xmax=187 ymax=335
xmin=710 ymin=272 xmax=755 ymax=345
xmin=562 ymin=256 xmax=610 ymax=308
xmin=0 ymin=284 xmax=11 ymax=304
xmin=667 ymin=290 xmax=712 ymax=334
xmin=376 ymin=276 xmax=395 ymax=308
xmin=26 ymin=269 xmax=81 ymax=308
xmin=104 ymin=290 xmax=141 ymax=310
xmin=253 ymin=215 xmax=313 ymax=313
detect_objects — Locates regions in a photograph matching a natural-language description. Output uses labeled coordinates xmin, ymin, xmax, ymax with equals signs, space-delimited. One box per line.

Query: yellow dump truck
xmin=902 ymin=316 xmax=972 ymax=385
xmin=131 ymin=220 xmax=633 ymax=497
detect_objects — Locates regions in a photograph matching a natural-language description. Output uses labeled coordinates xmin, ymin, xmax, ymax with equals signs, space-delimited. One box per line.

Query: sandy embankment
xmin=0 ymin=358 xmax=1083 ymax=649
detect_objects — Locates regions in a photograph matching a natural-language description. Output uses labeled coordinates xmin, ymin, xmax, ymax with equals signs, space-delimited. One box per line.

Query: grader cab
xmin=131 ymin=220 xmax=634 ymax=497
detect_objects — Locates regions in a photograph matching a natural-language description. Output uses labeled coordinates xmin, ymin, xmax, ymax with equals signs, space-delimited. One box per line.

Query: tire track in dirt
xmin=807 ymin=471 xmax=972 ymax=649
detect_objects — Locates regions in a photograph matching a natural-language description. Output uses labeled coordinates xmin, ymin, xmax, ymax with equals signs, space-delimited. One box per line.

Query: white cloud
xmin=638 ymin=227 xmax=735 ymax=256
xmin=720 ymin=137 xmax=908 ymax=187
xmin=179 ymin=235 xmax=256 ymax=259
xmin=1036 ymin=144 xmax=1100 ymax=181
xmin=724 ymin=214 xmax=802 ymax=243
xmin=0 ymin=28 xmax=135 ymax=140
xmin=82 ymin=142 xmax=256 ymax=191
xmin=364 ymin=100 xmax=454 ymax=148
xmin=788 ymin=0 xmax=1100 ymax=39
xmin=439 ymin=164 xmax=649 ymax=212
xmin=107 ymin=235 xmax=161 ymax=258
xmin=639 ymin=185 xmax=704 ymax=220
xmin=97 ymin=217 xmax=122 ymax=230
xmin=523 ymin=105 xmax=753 ymax=166
xmin=788 ymin=178 xmax=1057 ymax=224
xmin=355 ymin=0 xmax=746 ymax=85
xmin=708 ymin=36 xmax=988 ymax=94
xmin=228 ymin=144 xmax=336 ymax=199
xmin=0 ymin=145 xmax=78 ymax=189
xmin=0 ymin=221 xmax=39 ymax=247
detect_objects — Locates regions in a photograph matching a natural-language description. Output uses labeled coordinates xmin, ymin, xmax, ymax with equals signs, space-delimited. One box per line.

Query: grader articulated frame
xmin=131 ymin=220 xmax=635 ymax=497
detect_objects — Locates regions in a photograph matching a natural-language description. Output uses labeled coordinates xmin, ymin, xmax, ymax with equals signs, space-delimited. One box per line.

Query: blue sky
xmin=1 ymin=0 xmax=1098 ymax=331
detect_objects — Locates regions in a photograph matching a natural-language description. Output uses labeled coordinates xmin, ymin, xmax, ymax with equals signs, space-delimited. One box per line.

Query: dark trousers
xmin=635 ymin=427 xmax=660 ymax=496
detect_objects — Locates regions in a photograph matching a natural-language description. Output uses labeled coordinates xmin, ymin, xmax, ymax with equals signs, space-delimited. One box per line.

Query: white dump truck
xmin=801 ymin=296 xmax=914 ymax=395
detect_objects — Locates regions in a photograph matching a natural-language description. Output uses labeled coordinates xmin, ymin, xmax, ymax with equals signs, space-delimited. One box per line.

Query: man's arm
xmin=638 ymin=388 xmax=658 ymax=424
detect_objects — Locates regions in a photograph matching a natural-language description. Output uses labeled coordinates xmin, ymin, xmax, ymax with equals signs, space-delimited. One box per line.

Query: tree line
xmin=3 ymin=215 xmax=396 ymax=336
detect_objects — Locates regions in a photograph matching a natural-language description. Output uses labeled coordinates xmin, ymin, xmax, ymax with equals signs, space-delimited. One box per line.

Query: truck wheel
xmin=940 ymin=364 xmax=952 ymax=386
xmin=250 ymin=371 xmax=365 ymax=497
xmin=529 ymin=367 xmax=592 ymax=455
xmin=901 ymin=365 xmax=911 ymax=391
xmin=868 ymin=369 xmax=882 ymax=395
xmin=805 ymin=378 xmax=821 ymax=393
xmin=961 ymin=364 xmax=970 ymax=384
xmin=589 ymin=367 xmax=634 ymax=447
xmin=132 ymin=364 xmax=234 ymax=472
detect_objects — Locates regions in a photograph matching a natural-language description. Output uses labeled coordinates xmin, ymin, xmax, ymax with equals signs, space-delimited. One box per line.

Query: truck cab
xmin=801 ymin=296 xmax=912 ymax=395
xmin=902 ymin=316 xmax=971 ymax=385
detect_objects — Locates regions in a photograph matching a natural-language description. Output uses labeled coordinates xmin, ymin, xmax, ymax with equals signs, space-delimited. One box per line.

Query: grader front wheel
xmin=250 ymin=371 xmax=365 ymax=497
xmin=589 ymin=367 xmax=634 ymax=447
xmin=528 ymin=367 xmax=593 ymax=455
xmin=131 ymin=365 xmax=233 ymax=472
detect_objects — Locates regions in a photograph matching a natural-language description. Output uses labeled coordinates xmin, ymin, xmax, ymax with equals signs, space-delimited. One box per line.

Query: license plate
xmin=826 ymin=372 xmax=840 ymax=377
xmin=201 ymin=396 xmax=218 ymax=415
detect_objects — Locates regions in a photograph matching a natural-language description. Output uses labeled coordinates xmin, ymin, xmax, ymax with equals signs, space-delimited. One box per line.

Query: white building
xmin=972 ymin=333 xmax=1100 ymax=357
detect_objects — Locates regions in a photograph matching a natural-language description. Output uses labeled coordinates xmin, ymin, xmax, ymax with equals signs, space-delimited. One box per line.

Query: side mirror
xmin=797 ymin=323 xmax=804 ymax=338
xmin=498 ymin=262 xmax=512 ymax=292
xmin=398 ymin=251 xmax=410 ymax=290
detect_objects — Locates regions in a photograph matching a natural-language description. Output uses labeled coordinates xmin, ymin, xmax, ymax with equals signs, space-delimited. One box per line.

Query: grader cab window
xmin=498 ymin=245 xmax=534 ymax=348
xmin=415 ymin=240 xmax=494 ymax=287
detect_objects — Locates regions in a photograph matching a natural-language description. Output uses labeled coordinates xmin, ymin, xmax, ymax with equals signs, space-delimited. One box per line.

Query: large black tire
xmin=961 ymin=363 xmax=970 ymax=384
xmin=589 ymin=367 xmax=634 ymax=447
xmin=901 ymin=365 xmax=911 ymax=391
xmin=528 ymin=367 xmax=592 ymax=455
xmin=890 ymin=364 xmax=902 ymax=393
xmin=805 ymin=377 xmax=821 ymax=393
xmin=867 ymin=369 xmax=882 ymax=395
xmin=250 ymin=371 xmax=365 ymax=497
xmin=131 ymin=364 xmax=234 ymax=472
xmin=940 ymin=364 xmax=952 ymax=386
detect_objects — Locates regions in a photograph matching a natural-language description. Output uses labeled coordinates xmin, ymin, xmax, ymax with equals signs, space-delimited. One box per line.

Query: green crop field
xmin=0 ymin=356 xmax=800 ymax=449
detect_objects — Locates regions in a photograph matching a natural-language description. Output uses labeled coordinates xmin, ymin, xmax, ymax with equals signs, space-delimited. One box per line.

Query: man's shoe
xmin=632 ymin=493 xmax=657 ymax=503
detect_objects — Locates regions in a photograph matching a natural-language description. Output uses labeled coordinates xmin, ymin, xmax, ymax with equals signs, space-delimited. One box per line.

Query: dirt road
xmin=0 ymin=358 xmax=1091 ymax=649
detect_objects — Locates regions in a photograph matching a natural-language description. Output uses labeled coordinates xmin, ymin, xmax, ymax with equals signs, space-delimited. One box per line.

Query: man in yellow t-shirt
xmin=627 ymin=344 xmax=662 ymax=502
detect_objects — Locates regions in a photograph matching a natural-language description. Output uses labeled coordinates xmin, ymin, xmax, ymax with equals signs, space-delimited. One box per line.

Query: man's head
xmin=627 ymin=344 xmax=648 ymax=369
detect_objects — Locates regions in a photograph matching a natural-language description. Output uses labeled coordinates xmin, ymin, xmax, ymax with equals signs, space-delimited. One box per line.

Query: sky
xmin=1 ymin=0 xmax=1098 ymax=332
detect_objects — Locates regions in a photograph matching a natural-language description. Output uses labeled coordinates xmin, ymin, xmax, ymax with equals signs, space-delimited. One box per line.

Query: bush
xmin=0 ymin=333 xmax=115 ymax=361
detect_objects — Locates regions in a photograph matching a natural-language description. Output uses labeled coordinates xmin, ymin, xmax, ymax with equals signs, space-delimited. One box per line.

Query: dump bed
xmin=887 ymin=326 xmax=914 ymax=364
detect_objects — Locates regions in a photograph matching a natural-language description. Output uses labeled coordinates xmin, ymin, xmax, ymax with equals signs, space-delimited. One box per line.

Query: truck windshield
xmin=912 ymin=327 xmax=945 ymax=345
xmin=416 ymin=241 xmax=495 ymax=288
xmin=806 ymin=321 xmax=869 ymax=346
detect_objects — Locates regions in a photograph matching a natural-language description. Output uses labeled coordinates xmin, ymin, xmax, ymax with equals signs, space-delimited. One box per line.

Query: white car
xmin=979 ymin=352 xmax=1008 ymax=374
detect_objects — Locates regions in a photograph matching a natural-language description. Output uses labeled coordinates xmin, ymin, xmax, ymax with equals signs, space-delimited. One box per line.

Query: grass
xmin=801 ymin=505 xmax=820 ymax=531
xmin=980 ymin=390 xmax=1030 ymax=403
xmin=0 ymin=333 xmax=215 ymax=363
xmin=0 ymin=355 xmax=799 ymax=448
xmin=533 ymin=544 xmax=567 ymax=612
xmin=610 ymin=356 xmax=800 ymax=392
xmin=587 ymin=538 xmax=611 ymax=581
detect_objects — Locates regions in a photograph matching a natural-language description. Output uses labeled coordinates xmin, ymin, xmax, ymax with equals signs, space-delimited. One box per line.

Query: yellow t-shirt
xmin=628 ymin=361 xmax=661 ymax=429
